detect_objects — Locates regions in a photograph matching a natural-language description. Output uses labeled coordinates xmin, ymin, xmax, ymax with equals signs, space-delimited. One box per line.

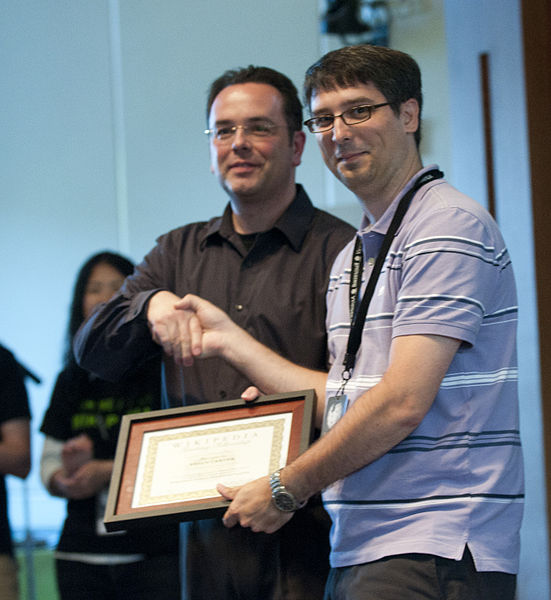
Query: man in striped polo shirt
xmin=170 ymin=45 xmax=523 ymax=600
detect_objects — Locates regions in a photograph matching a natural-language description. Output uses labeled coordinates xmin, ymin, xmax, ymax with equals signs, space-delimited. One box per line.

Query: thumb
xmin=174 ymin=293 xmax=202 ymax=311
xmin=216 ymin=483 xmax=237 ymax=500
xmin=241 ymin=386 xmax=263 ymax=403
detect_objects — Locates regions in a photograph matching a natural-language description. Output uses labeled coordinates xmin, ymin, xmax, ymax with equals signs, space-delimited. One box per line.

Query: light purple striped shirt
xmin=324 ymin=166 xmax=523 ymax=573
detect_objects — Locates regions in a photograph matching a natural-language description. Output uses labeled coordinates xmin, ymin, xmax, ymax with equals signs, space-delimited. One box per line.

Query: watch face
xmin=274 ymin=490 xmax=296 ymax=512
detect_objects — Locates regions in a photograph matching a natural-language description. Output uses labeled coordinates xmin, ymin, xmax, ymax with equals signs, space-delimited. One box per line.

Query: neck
xmin=359 ymin=156 xmax=423 ymax=223
xmin=230 ymin=184 xmax=296 ymax=234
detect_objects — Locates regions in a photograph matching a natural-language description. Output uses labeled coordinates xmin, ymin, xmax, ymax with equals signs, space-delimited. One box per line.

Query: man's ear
xmin=292 ymin=130 xmax=306 ymax=167
xmin=400 ymin=98 xmax=420 ymax=135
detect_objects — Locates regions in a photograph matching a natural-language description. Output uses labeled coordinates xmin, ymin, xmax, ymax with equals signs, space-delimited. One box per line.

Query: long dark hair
xmin=64 ymin=251 xmax=134 ymax=367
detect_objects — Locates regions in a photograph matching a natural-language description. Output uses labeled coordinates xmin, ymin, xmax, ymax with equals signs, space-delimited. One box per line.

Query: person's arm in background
xmin=0 ymin=346 xmax=32 ymax=479
xmin=41 ymin=434 xmax=113 ymax=500
xmin=0 ymin=418 xmax=30 ymax=479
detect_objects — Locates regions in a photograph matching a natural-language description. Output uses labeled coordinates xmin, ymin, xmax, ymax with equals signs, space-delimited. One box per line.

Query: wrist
xmin=99 ymin=459 xmax=114 ymax=476
xmin=269 ymin=468 xmax=307 ymax=512
xmin=220 ymin=324 xmax=254 ymax=364
xmin=146 ymin=290 xmax=174 ymax=322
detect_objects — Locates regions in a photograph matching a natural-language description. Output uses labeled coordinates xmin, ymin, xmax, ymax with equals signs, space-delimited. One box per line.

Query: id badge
xmin=321 ymin=394 xmax=349 ymax=435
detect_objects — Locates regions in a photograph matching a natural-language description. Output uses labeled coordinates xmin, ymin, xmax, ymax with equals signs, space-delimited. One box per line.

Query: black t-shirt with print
xmin=40 ymin=357 xmax=178 ymax=555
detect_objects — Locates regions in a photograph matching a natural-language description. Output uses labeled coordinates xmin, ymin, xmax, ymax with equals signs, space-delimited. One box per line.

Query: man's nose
xmin=232 ymin=126 xmax=252 ymax=150
xmin=332 ymin=115 xmax=352 ymax=142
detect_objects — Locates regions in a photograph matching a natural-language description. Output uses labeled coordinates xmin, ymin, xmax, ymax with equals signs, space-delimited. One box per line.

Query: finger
xmin=241 ymin=386 xmax=263 ymax=403
xmin=173 ymin=297 xmax=203 ymax=364
xmin=174 ymin=293 xmax=200 ymax=311
xmin=153 ymin=321 xmax=177 ymax=358
xmin=221 ymin=507 xmax=239 ymax=529
xmin=173 ymin=313 xmax=197 ymax=367
xmin=188 ymin=314 xmax=205 ymax=357
xmin=216 ymin=483 xmax=236 ymax=500
xmin=169 ymin=319 xmax=187 ymax=362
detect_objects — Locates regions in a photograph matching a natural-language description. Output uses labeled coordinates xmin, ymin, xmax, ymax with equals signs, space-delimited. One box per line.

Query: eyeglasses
xmin=303 ymin=102 xmax=394 ymax=133
xmin=204 ymin=122 xmax=280 ymax=143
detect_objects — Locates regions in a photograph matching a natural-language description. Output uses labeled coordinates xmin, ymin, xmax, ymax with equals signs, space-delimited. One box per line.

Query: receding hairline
xmin=208 ymin=82 xmax=286 ymax=117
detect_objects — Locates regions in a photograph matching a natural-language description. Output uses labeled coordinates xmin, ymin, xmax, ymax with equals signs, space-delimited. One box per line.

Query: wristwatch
xmin=269 ymin=469 xmax=306 ymax=512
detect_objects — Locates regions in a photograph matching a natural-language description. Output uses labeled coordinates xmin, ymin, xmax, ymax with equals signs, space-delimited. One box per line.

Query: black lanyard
xmin=342 ymin=169 xmax=444 ymax=380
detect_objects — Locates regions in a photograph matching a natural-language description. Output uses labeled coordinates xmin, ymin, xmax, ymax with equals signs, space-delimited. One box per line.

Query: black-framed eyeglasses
xmin=204 ymin=122 xmax=280 ymax=143
xmin=303 ymin=102 xmax=394 ymax=133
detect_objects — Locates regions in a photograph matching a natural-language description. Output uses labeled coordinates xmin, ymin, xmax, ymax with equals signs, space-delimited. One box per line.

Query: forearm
xmin=87 ymin=459 xmax=114 ymax=488
xmin=74 ymin=290 xmax=160 ymax=381
xmin=0 ymin=419 xmax=30 ymax=478
xmin=281 ymin=334 xmax=461 ymax=503
xmin=0 ymin=446 xmax=31 ymax=479
xmin=218 ymin=378 xmax=421 ymax=534
xmin=220 ymin=325 xmax=327 ymax=408
xmin=41 ymin=436 xmax=69 ymax=497
xmin=281 ymin=380 xmax=423 ymax=503
xmin=219 ymin=335 xmax=462 ymax=534
xmin=166 ymin=293 xmax=329 ymax=418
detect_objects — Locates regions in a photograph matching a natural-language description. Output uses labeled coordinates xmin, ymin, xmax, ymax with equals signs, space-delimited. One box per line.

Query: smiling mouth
xmin=229 ymin=162 xmax=261 ymax=173
xmin=337 ymin=150 xmax=367 ymax=162
xmin=230 ymin=160 xmax=259 ymax=168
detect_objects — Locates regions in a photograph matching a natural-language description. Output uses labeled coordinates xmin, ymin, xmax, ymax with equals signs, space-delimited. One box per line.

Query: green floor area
xmin=17 ymin=548 xmax=59 ymax=600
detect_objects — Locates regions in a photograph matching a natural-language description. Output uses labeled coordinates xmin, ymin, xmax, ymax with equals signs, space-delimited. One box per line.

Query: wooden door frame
xmin=521 ymin=0 xmax=551 ymax=563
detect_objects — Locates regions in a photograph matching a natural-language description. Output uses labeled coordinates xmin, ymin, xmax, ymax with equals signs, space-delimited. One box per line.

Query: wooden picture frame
xmin=104 ymin=390 xmax=315 ymax=531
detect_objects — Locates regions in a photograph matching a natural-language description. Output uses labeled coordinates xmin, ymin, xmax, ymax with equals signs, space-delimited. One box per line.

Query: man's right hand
xmin=147 ymin=291 xmax=192 ymax=362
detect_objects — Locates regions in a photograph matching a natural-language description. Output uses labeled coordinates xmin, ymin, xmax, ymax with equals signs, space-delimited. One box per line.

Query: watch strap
xmin=269 ymin=468 xmax=306 ymax=512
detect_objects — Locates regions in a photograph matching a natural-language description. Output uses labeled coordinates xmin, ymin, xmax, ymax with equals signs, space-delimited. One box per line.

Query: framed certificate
xmin=104 ymin=390 xmax=315 ymax=531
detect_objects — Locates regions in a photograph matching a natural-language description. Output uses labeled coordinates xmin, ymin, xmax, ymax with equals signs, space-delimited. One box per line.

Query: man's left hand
xmin=217 ymin=477 xmax=294 ymax=533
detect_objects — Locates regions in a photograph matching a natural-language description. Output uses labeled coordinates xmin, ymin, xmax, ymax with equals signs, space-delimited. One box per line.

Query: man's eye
xmin=348 ymin=105 xmax=370 ymax=118
xmin=314 ymin=116 xmax=334 ymax=127
xmin=249 ymin=123 xmax=272 ymax=135
xmin=216 ymin=127 xmax=234 ymax=138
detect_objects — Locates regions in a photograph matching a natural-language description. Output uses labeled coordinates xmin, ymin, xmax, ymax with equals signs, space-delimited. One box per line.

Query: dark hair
xmin=206 ymin=65 xmax=303 ymax=139
xmin=304 ymin=44 xmax=423 ymax=146
xmin=64 ymin=251 xmax=134 ymax=367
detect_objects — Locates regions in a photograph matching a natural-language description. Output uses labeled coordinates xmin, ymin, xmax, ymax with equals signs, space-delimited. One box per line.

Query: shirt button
xmin=235 ymin=304 xmax=244 ymax=311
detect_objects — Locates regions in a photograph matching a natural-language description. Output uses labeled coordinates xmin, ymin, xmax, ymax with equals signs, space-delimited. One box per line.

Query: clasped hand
xmin=54 ymin=434 xmax=112 ymax=500
xmin=147 ymin=291 xmax=234 ymax=366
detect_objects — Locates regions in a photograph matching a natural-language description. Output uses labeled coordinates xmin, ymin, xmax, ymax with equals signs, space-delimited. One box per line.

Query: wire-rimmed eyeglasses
xmin=204 ymin=122 xmax=280 ymax=143
xmin=303 ymin=102 xmax=394 ymax=133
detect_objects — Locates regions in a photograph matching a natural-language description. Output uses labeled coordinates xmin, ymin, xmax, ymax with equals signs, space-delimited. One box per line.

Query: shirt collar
xmin=273 ymin=184 xmax=315 ymax=251
xmin=358 ymin=164 xmax=441 ymax=237
xmin=202 ymin=184 xmax=315 ymax=253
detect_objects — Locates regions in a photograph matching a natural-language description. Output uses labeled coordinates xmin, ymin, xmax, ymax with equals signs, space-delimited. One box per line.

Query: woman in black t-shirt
xmin=40 ymin=252 xmax=179 ymax=600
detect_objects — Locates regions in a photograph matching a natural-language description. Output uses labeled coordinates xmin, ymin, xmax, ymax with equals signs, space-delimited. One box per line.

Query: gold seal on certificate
xmin=103 ymin=390 xmax=315 ymax=531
